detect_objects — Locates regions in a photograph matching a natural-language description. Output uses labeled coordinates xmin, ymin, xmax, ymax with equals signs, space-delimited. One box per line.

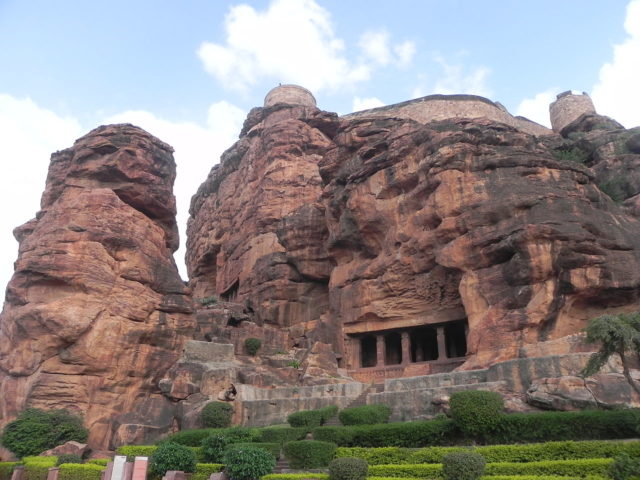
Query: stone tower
xmin=549 ymin=91 xmax=596 ymax=133
xmin=264 ymin=84 xmax=317 ymax=108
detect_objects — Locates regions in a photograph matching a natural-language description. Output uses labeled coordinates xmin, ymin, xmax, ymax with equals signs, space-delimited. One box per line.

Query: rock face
xmin=2 ymin=87 xmax=640 ymax=449
xmin=0 ymin=125 xmax=193 ymax=449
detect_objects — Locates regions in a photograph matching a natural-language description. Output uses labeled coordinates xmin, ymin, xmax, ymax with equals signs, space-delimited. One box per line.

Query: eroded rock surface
xmin=0 ymin=125 xmax=193 ymax=449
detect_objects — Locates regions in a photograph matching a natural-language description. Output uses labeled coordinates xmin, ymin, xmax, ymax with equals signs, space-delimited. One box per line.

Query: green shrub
xmin=149 ymin=442 xmax=197 ymax=478
xmin=288 ymin=406 xmax=338 ymax=428
xmin=335 ymin=447 xmax=409 ymax=465
xmin=609 ymin=453 xmax=640 ymax=480
xmin=487 ymin=409 xmax=640 ymax=444
xmin=244 ymin=338 xmax=262 ymax=356
xmin=483 ymin=477 xmax=605 ymax=480
xmin=259 ymin=426 xmax=308 ymax=444
xmin=338 ymin=405 xmax=391 ymax=426
xmin=450 ymin=391 xmax=504 ymax=439
xmin=56 ymin=454 xmax=83 ymax=466
xmin=201 ymin=402 xmax=234 ymax=429
xmin=283 ymin=441 xmax=337 ymax=469
xmin=201 ymin=435 xmax=229 ymax=463
xmin=442 ymin=451 xmax=485 ymax=480
xmin=484 ymin=458 xmax=612 ymax=477
xmin=1 ymin=409 xmax=88 ymax=458
xmin=313 ymin=419 xmax=458 ymax=447
xmin=200 ymin=296 xmax=218 ymax=306
xmin=191 ymin=463 xmax=224 ymax=480
xmin=226 ymin=443 xmax=280 ymax=459
xmin=164 ymin=427 xmax=260 ymax=447
xmin=0 ymin=463 xmax=20 ymax=480
xmin=84 ymin=460 xmax=108 ymax=466
xmin=328 ymin=458 xmax=368 ymax=480
xmin=57 ymin=464 xmax=103 ymax=480
xmin=223 ymin=446 xmax=275 ymax=480
xmin=262 ymin=475 xmax=328 ymax=480
xmin=23 ymin=456 xmax=57 ymax=480
xmin=368 ymin=464 xmax=442 ymax=479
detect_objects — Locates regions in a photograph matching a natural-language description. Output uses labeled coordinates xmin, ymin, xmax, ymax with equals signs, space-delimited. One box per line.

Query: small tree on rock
xmin=581 ymin=312 xmax=640 ymax=396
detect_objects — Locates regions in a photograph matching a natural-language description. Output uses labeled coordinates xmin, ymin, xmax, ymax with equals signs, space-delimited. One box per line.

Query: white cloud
xmin=198 ymin=0 xmax=371 ymax=92
xmin=352 ymin=96 xmax=385 ymax=112
xmin=358 ymin=30 xmax=415 ymax=68
xmin=0 ymin=94 xmax=84 ymax=292
xmin=515 ymin=88 xmax=558 ymax=128
xmin=591 ymin=0 xmax=640 ymax=128
xmin=104 ymin=101 xmax=246 ymax=278
xmin=432 ymin=57 xmax=491 ymax=97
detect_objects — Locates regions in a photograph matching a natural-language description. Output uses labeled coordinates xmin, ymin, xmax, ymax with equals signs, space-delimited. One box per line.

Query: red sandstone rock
xmin=0 ymin=124 xmax=194 ymax=449
xmin=41 ymin=441 xmax=89 ymax=458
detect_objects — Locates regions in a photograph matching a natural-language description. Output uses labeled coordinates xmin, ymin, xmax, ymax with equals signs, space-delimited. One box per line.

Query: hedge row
xmin=336 ymin=440 xmax=640 ymax=464
xmin=338 ymin=405 xmax=391 ymax=426
xmin=226 ymin=443 xmax=281 ymax=459
xmin=482 ymin=477 xmax=606 ymax=480
xmin=163 ymin=427 xmax=261 ymax=446
xmin=288 ymin=406 xmax=338 ymax=428
xmin=57 ymin=464 xmax=104 ymax=480
xmin=368 ymin=458 xmax=612 ymax=478
xmin=23 ymin=456 xmax=57 ymax=480
xmin=0 ymin=463 xmax=19 ymax=480
xmin=313 ymin=419 xmax=458 ymax=447
xmin=116 ymin=445 xmax=205 ymax=462
xmin=283 ymin=441 xmax=336 ymax=469
xmin=262 ymin=475 xmax=329 ymax=480
xmin=314 ymin=409 xmax=640 ymax=446
xmin=259 ymin=427 xmax=308 ymax=444
xmin=259 ymin=476 xmax=605 ymax=480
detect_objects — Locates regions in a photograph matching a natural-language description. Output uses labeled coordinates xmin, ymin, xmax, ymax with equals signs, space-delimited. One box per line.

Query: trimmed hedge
xmin=0 ymin=462 xmax=20 ymax=480
xmin=442 ymin=451 xmax=485 ymax=480
xmin=192 ymin=463 xmax=224 ymax=480
xmin=226 ymin=443 xmax=280 ymax=459
xmin=288 ymin=406 xmax=338 ymax=429
xmin=224 ymin=447 xmax=275 ymax=480
xmin=449 ymin=391 xmax=504 ymax=439
xmin=201 ymin=402 xmax=234 ymax=429
xmin=164 ymin=427 xmax=261 ymax=447
xmin=336 ymin=440 xmax=640 ymax=464
xmin=85 ymin=460 xmax=109 ymax=466
xmin=116 ymin=445 xmax=158 ymax=461
xmin=338 ymin=405 xmax=391 ymax=426
xmin=328 ymin=458 xmax=368 ymax=480
xmin=259 ymin=427 xmax=308 ymax=444
xmin=58 ymin=463 xmax=104 ymax=480
xmin=484 ymin=458 xmax=612 ymax=476
xmin=262 ymin=475 xmax=329 ymax=480
xmin=369 ymin=459 xmax=613 ymax=478
xmin=149 ymin=443 xmax=197 ymax=478
xmin=23 ymin=456 xmax=57 ymax=480
xmin=313 ymin=419 xmax=458 ymax=447
xmin=283 ymin=441 xmax=337 ymax=469
xmin=316 ymin=409 xmax=640 ymax=447
xmin=482 ymin=477 xmax=606 ymax=480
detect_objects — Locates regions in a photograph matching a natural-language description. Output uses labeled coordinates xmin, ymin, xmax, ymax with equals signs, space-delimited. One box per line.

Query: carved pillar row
xmin=376 ymin=335 xmax=385 ymax=367
xmin=401 ymin=331 xmax=410 ymax=365
xmin=436 ymin=326 xmax=447 ymax=360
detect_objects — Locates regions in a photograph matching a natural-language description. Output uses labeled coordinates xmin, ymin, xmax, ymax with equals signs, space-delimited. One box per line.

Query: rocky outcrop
xmin=0 ymin=125 xmax=194 ymax=449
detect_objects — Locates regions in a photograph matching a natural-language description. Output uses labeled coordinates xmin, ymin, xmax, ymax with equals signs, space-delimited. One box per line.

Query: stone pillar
xmin=376 ymin=335 xmax=385 ymax=367
xmin=436 ymin=326 xmax=447 ymax=360
xmin=11 ymin=466 xmax=25 ymax=480
xmin=401 ymin=331 xmax=410 ymax=365
xmin=111 ymin=456 xmax=127 ymax=480
xmin=46 ymin=468 xmax=59 ymax=480
xmin=132 ymin=457 xmax=148 ymax=480
xmin=350 ymin=337 xmax=361 ymax=369
xmin=102 ymin=462 xmax=114 ymax=480
xmin=123 ymin=462 xmax=133 ymax=480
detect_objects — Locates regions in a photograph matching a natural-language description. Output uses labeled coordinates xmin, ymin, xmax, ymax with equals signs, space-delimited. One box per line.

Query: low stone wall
xmin=343 ymin=94 xmax=553 ymax=137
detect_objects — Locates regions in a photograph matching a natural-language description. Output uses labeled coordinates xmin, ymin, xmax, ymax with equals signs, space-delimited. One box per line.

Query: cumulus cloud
xmin=591 ymin=0 xmax=640 ymax=128
xmin=358 ymin=30 xmax=415 ymax=67
xmin=198 ymin=0 xmax=415 ymax=93
xmin=0 ymin=94 xmax=84 ymax=291
xmin=412 ymin=58 xmax=491 ymax=99
xmin=515 ymin=88 xmax=558 ymax=128
xmin=352 ymin=96 xmax=385 ymax=112
xmin=0 ymin=94 xmax=245 ymax=288
xmin=105 ymin=101 xmax=246 ymax=278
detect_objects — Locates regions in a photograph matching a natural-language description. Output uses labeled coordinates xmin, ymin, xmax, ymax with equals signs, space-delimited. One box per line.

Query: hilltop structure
xmin=1 ymin=85 xmax=640 ymax=451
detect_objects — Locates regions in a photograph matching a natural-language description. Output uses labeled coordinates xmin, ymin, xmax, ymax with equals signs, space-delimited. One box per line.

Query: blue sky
xmin=0 ymin=0 xmax=639 ymax=288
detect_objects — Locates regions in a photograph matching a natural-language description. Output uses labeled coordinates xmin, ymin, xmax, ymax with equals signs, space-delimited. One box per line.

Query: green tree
xmin=581 ymin=312 xmax=640 ymax=396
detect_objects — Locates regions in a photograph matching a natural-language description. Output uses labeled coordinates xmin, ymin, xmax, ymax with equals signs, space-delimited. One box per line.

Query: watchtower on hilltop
xmin=549 ymin=91 xmax=597 ymax=133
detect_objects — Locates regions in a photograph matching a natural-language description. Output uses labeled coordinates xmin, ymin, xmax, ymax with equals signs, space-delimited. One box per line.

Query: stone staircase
xmin=323 ymin=382 xmax=384 ymax=426
xmin=272 ymin=457 xmax=291 ymax=473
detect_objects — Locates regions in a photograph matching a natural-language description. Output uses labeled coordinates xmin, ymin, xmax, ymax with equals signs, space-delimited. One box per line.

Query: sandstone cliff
xmin=2 ymin=89 xmax=640 ymax=451
xmin=0 ymin=125 xmax=194 ymax=448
